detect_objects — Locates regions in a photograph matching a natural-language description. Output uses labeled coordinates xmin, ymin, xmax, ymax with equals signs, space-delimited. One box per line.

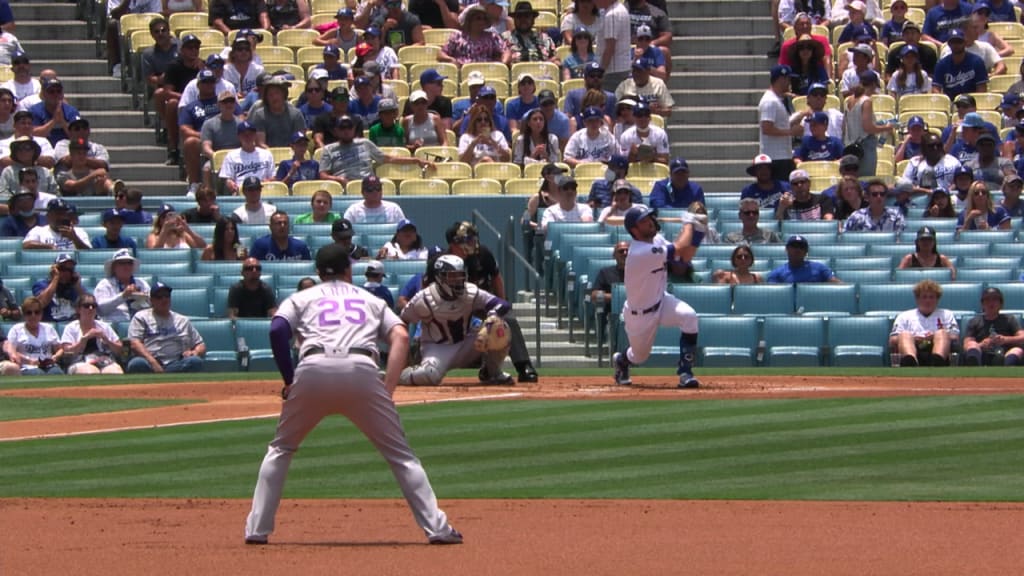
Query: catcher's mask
xmin=434 ymin=254 xmax=467 ymax=299
xmin=447 ymin=221 xmax=480 ymax=256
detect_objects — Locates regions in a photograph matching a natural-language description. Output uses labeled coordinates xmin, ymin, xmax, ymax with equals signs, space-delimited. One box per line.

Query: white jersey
xmin=343 ymin=200 xmax=406 ymax=224
xmin=1 ymin=78 xmax=41 ymax=103
xmin=23 ymin=225 xmax=92 ymax=251
xmin=597 ymin=202 xmax=638 ymax=223
xmin=223 ymin=62 xmax=265 ymax=96
xmin=617 ymin=125 xmax=670 ymax=157
xmin=401 ymin=283 xmax=500 ymax=345
xmin=232 ymin=201 xmax=277 ymax=225
xmin=218 ymin=147 xmax=275 ymax=186
xmin=564 ymin=128 xmax=618 ymax=164
xmin=539 ymin=202 xmax=594 ymax=233
xmin=178 ymin=77 xmax=235 ymax=110
xmin=891 ymin=307 xmax=960 ymax=338
xmin=6 ymin=322 xmax=60 ymax=362
xmin=275 ymin=279 xmax=401 ymax=360
xmin=60 ymin=319 xmax=120 ymax=363
xmin=93 ymin=276 xmax=152 ymax=322
xmin=624 ymin=233 xmax=672 ymax=311
xmin=758 ymin=89 xmax=792 ymax=160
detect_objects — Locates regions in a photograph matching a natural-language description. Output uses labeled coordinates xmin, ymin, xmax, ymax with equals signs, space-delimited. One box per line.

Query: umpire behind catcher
xmin=425 ymin=221 xmax=539 ymax=383
xmin=244 ymin=244 xmax=463 ymax=546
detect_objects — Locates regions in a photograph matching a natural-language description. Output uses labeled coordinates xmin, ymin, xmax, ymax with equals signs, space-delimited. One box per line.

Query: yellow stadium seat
xmin=347 ymin=177 xmax=396 ymax=196
xmin=989 ymin=75 xmax=1018 ymax=94
xmin=976 ymin=110 xmax=1003 ymax=128
xmin=262 ymin=181 xmax=291 ymax=197
xmin=810 ymin=175 xmax=838 ymax=192
xmin=459 ymin=79 xmax=509 ymax=98
xmin=296 ymin=46 xmax=324 ymax=71
xmin=292 ymin=180 xmax=343 ymax=197
xmin=227 ymin=28 xmax=273 ymax=45
xmin=178 ymin=28 xmax=226 ymax=47
xmin=257 ymin=45 xmax=295 ymax=65
xmin=899 ymin=110 xmax=949 ymax=128
xmin=375 ymin=162 xmax=421 ymax=182
xmin=268 ymin=147 xmax=293 ymax=164
xmin=452 ymin=178 xmax=502 ymax=195
xmin=875 ymin=158 xmax=895 ymax=177
xmin=630 ymin=177 xmax=658 ymax=193
xmin=415 ymin=146 xmax=459 ymax=162
xmin=556 ymin=45 xmax=571 ymax=62
xmin=461 ymin=62 xmax=510 ymax=84
xmin=276 ymin=64 xmax=306 ymax=82
xmin=896 ymin=159 xmax=910 ymax=177
xmin=511 ymin=62 xmax=561 ymax=82
xmin=408 ymin=62 xmax=459 ymax=85
xmin=212 ymin=149 xmax=231 ymax=172
xmin=898 ymin=93 xmax=951 ymax=114
xmin=523 ymin=161 xmax=568 ymax=179
xmin=411 ymin=78 xmax=458 ymax=98
xmin=276 ymin=29 xmax=319 ymax=49
xmin=397 ymin=45 xmax=441 ymax=66
xmin=385 ymin=78 xmax=410 ymax=98
xmin=423 ymin=28 xmax=457 ymax=46
xmin=783 ymin=24 xmax=828 ymax=41
xmin=473 ymin=162 xmax=522 ymax=182
xmin=379 ymin=146 xmax=411 ymax=157
xmin=573 ymin=162 xmax=606 ymax=179
xmin=534 ymin=11 xmax=558 ymax=29
xmin=0 ymin=66 xmax=11 ymax=83
xmin=168 ymin=12 xmax=208 ymax=34
xmin=1002 ymin=56 xmax=1022 ymax=77
xmin=562 ymin=78 xmax=584 ymax=94
xmin=967 ymin=92 xmax=1003 ymax=112
xmin=504 ymin=177 xmax=540 ymax=196
xmin=426 ymin=161 xmax=473 ymax=181
xmin=288 ymin=83 xmax=304 ymax=102
xmin=199 ymin=45 xmax=223 ymax=61
xmin=529 ymin=0 xmax=558 ymax=11
xmin=399 ymin=178 xmax=450 ymax=195
xmin=872 ymin=93 xmax=897 ymax=116
xmin=311 ymin=0 xmax=344 ymax=14
xmin=988 ymin=21 xmax=1024 ymax=40
xmin=628 ymin=162 xmax=669 ymax=179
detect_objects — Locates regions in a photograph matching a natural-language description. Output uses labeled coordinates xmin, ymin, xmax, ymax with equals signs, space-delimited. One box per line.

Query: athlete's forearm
xmin=270 ymin=316 xmax=294 ymax=386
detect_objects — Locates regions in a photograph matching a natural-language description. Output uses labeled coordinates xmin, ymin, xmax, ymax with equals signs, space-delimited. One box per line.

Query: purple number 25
xmin=317 ymin=298 xmax=367 ymax=326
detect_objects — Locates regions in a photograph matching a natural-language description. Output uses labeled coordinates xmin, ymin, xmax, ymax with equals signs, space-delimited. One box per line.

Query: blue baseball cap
xmin=364 ymin=26 xmax=381 ymax=37
xmin=948 ymin=28 xmax=966 ymax=41
xmin=906 ymin=115 xmax=926 ymax=129
xmin=181 ymin=33 xmax=201 ymax=46
xmin=335 ymin=7 xmax=354 ymax=18
xmin=786 ymin=234 xmax=809 ymax=249
xmin=1001 ymin=92 xmax=1021 ymax=108
xmin=584 ymin=61 xmax=604 ymax=76
xmin=323 ymin=44 xmax=340 ymax=57
xmin=354 ymin=76 xmax=372 ymax=87
xmin=242 ymin=175 xmax=263 ymax=190
xmin=899 ymin=44 xmax=919 ymax=57
xmin=101 ymin=208 xmax=124 ymax=223
xmin=55 ymin=252 xmax=76 ymax=265
xmin=632 ymin=101 xmax=651 ymax=116
xmin=606 ymin=154 xmax=629 ymax=169
xmin=582 ymin=106 xmax=603 ymax=121
xmin=237 ymin=28 xmax=262 ymax=42
xmin=972 ymin=1 xmax=991 ymax=13
xmin=808 ymin=111 xmax=830 ymax=124
xmin=623 ymin=205 xmax=656 ymax=233
xmin=631 ymin=58 xmax=650 ymax=70
xmin=362 ymin=175 xmax=383 ymax=190
xmin=290 ymin=130 xmax=308 ymax=144
xmin=197 ymin=69 xmax=216 ymax=83
xmin=954 ymin=165 xmax=974 ymax=179
xmin=670 ymin=158 xmax=689 ymax=173
xmin=396 ymin=218 xmax=417 ymax=232
xmin=961 ymin=112 xmax=985 ymax=128
xmin=11 ymin=50 xmax=29 ymax=63
xmin=158 ymin=203 xmax=176 ymax=216
xmin=770 ymin=64 xmax=793 ymax=81
xmin=237 ymin=120 xmax=257 ymax=133
xmin=151 ymin=281 xmax=173 ymax=295
xmin=477 ymin=85 xmax=497 ymax=98
xmin=47 ymin=197 xmax=71 ymax=212
xmin=419 ymin=68 xmax=447 ymax=84
xmin=808 ymin=82 xmax=829 ymax=94
xmin=205 ymin=54 xmax=225 ymax=68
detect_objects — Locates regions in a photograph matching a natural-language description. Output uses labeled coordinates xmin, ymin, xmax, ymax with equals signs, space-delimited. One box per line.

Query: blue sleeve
xmin=975 ymin=58 xmax=989 ymax=84
xmin=631 ymin=185 xmax=644 ymax=205
xmin=651 ymin=47 xmax=665 ymax=67
xmin=505 ymin=98 xmax=520 ymax=122
xmin=565 ymin=91 xmax=580 ymax=117
xmin=483 ymin=295 xmax=511 ymax=317
xmin=249 ymin=237 xmax=267 ymax=260
xmin=382 ymin=288 xmax=395 ymax=309
xmin=923 ymin=8 xmax=938 ymax=38
xmin=400 ymin=273 xmax=422 ymax=299
xmin=795 ymin=138 xmax=810 ymax=160
xmin=32 ymin=279 xmax=47 ymax=296
xmin=0 ymin=217 xmax=15 ymax=237
xmin=269 ymin=316 xmax=295 ymax=386
xmin=694 ymin=183 xmax=705 ymax=205
xmin=829 ymin=138 xmax=844 ymax=159
xmin=838 ymin=25 xmax=853 ymax=44
xmin=274 ymin=160 xmax=290 ymax=180
xmin=932 ymin=60 xmax=948 ymax=89
xmin=177 ymin=107 xmax=192 ymax=129
xmin=301 ymin=243 xmax=311 ymax=260
xmin=648 ymin=179 xmax=668 ymax=208
xmin=766 ymin=268 xmax=782 ymax=283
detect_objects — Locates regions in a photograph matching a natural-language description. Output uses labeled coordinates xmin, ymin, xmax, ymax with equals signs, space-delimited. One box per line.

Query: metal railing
xmin=471 ymin=209 xmax=543 ymax=368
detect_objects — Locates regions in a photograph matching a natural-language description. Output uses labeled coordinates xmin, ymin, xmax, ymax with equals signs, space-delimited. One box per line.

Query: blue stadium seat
xmin=170 ymin=288 xmax=213 ymax=318
xmin=731 ymin=284 xmax=794 ymax=316
xmin=827 ymin=316 xmax=891 ymax=366
xmin=867 ymin=244 xmax=913 ymax=259
xmin=957 ymin=230 xmax=1015 ymax=244
xmin=780 ymin=220 xmax=841 ymax=235
xmin=957 ymin=256 xmax=1021 ymax=269
xmin=698 ymin=316 xmax=759 ymax=367
xmin=898 ymin=230 xmax=955 ymax=244
xmin=990 ymin=243 xmax=1024 ymax=257
xmin=943 ymin=243 xmax=991 ymax=259
xmin=139 ymin=261 xmax=191 ymax=277
xmin=988 ymin=283 xmax=1024 ymax=313
xmin=816 ymin=244 xmax=867 ymax=259
xmin=904 ymin=218 xmax=958 ymax=233
xmin=892 ymin=268 xmax=954 ymax=283
xmin=263 ymin=261 xmax=316 ymax=277
xmin=833 ymin=256 xmax=892 ymax=271
xmin=135 ymin=248 xmax=195 ymax=267
xmin=673 ymin=284 xmax=732 ymax=316
xmin=841 ymin=231 xmax=898 ymax=245
xmin=164 ymin=274 xmax=216 ymax=289
xmin=19 ymin=251 xmax=69 ymax=265
xmin=76 ymin=249 xmax=120 ymax=265
xmin=841 ymin=270 xmax=893 ymax=284
xmin=212 ymin=287 xmax=232 ymax=318
xmin=699 ymin=245 xmax=741 ymax=260
xmin=795 ymin=283 xmax=858 ymax=315
xmin=710 ymin=258 xmax=772 ymax=273
xmin=763 ymin=316 xmax=825 ymax=366
xmin=858 ymin=283 xmax=916 ymax=315
xmin=234 ymin=318 xmax=277 ymax=371
xmin=936 ymin=282 xmax=984 ymax=314
xmin=954 ymin=268 xmax=1017 ymax=283
xmin=191 ymin=319 xmax=239 ymax=372
xmin=196 ymin=261 xmax=244 ymax=276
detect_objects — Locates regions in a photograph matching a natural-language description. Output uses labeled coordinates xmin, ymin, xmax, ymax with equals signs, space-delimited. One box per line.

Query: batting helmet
xmin=623 ymin=205 xmax=658 ymax=240
xmin=434 ymin=254 xmax=467 ymax=300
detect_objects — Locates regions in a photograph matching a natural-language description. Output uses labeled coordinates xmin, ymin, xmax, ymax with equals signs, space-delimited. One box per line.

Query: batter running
xmin=244 ymin=244 xmax=462 ymax=546
xmin=614 ymin=205 xmax=703 ymax=388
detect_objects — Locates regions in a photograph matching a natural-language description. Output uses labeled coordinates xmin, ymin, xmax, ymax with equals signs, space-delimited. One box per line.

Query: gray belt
xmin=301 ymin=346 xmax=376 ymax=361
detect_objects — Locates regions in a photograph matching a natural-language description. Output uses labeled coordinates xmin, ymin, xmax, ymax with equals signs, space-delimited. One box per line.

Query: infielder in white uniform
xmin=614 ymin=205 xmax=704 ymax=388
xmin=244 ymin=244 xmax=462 ymax=546
xmin=400 ymin=254 xmax=514 ymax=386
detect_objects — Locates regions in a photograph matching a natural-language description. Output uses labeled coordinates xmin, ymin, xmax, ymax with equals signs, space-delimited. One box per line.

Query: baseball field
xmin=1 ymin=368 xmax=1022 ymax=575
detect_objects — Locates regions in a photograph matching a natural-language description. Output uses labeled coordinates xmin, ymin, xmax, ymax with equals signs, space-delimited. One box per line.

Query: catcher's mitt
xmin=474 ymin=315 xmax=511 ymax=353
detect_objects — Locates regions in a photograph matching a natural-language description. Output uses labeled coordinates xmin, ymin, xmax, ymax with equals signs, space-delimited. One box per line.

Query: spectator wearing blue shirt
xmin=273 ymin=131 xmax=320 ymax=188
xmin=880 ymin=0 xmax=911 ymax=45
xmin=586 ymin=154 xmax=643 ymax=208
xmin=941 ymin=94 xmax=1000 ymax=150
xmin=649 ymin=157 xmax=705 ymax=209
xmin=297 ymin=79 xmax=332 ymax=127
xmin=90 ymin=208 xmax=138 ymax=254
xmin=836 ymin=2 xmax=877 ymax=45
xmin=537 ymin=89 xmax=571 ymax=146
xmin=452 ymin=72 xmax=505 ymax=127
xmin=895 ymin=115 xmax=927 ymax=162
xmin=314 ymin=45 xmax=349 ymax=81
xmin=32 ymin=252 xmax=85 ymax=322
xmin=633 ymin=25 xmax=666 ymax=79
xmin=249 ymin=211 xmax=312 ymax=261
xmin=505 ymin=73 xmax=541 ymax=134
xmin=0 ymin=190 xmax=45 ymax=238
xmin=347 ymin=76 xmax=381 ymax=127
xmin=956 ymin=180 xmax=1013 ymax=230
xmin=975 ymin=0 xmax=1016 ymax=23
xmin=563 ymin=62 xmax=617 ymax=124
xmin=767 ymin=235 xmax=841 ymax=283
xmin=30 ymin=77 xmax=80 ymax=146
xmin=794 ymin=111 xmax=844 ymax=162
xmin=1000 ymin=173 xmax=1024 ymax=217
xmin=118 ymin=187 xmax=154 ymax=225
xmin=363 ymin=259 xmax=395 ymax=309
xmin=922 ymin=0 xmax=971 ymax=44
xmin=456 ymin=85 xmax=511 ymax=141
xmin=741 ymin=154 xmax=790 ymax=209
xmin=932 ymin=29 xmax=988 ymax=98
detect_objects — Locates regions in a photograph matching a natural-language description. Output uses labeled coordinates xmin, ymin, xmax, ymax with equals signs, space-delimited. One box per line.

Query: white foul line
xmin=0 ymin=392 xmax=523 ymax=443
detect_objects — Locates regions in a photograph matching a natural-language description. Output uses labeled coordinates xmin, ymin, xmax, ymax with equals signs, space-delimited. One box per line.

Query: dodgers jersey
xmin=275 ymin=280 xmax=401 ymax=360
xmin=624 ymin=234 xmax=673 ymax=311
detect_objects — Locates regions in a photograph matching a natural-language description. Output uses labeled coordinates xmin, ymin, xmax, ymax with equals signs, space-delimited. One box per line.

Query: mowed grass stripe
xmin=0 ymin=398 xmax=194 ymax=422
xmin=0 ymin=397 xmax=1021 ymax=500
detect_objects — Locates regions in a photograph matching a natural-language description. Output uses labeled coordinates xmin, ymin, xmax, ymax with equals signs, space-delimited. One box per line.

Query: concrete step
xmin=11 ymin=2 xmax=79 ymax=21
xmin=678 ymin=0 xmax=768 ymax=18
xmin=666 ymin=124 xmax=759 ymax=142
xmin=15 ymin=21 xmax=91 ymax=41
xmin=66 ymin=93 xmax=135 ymax=111
xmin=674 ymin=55 xmax=772 ymax=73
xmin=681 ymin=35 xmax=776 ymax=56
xmin=34 ymin=59 xmax=110 ymax=77
xmin=669 ymin=89 xmax=764 ymax=108
xmin=59 ymin=75 xmax=124 ymax=95
xmin=122 ymin=181 xmax=193 ymax=196
xmin=105 ymin=145 xmax=171 ymax=163
xmin=75 ymin=111 xmax=149 ymax=129
xmin=672 ymin=17 xmax=771 ymax=36
xmin=110 ymin=163 xmax=182 ymax=182
xmin=669 ymin=72 xmax=772 ymax=91
xmin=673 ymin=106 xmax=755 ymax=124
xmin=672 ymin=141 xmax=763 ymax=161
xmin=20 ymin=39 xmax=99 ymax=61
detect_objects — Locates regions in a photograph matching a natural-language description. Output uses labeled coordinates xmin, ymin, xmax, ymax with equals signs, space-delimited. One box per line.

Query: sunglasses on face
xmin=154 ymin=27 xmax=169 ymax=33
xmin=307 ymin=88 xmax=322 ymax=93
xmin=244 ymin=265 xmax=262 ymax=271
xmin=79 ymin=303 xmax=97 ymax=309
xmin=23 ymin=309 xmax=42 ymax=316
xmin=868 ymin=191 xmax=886 ymax=197
xmin=740 ymin=210 xmax=758 ymax=216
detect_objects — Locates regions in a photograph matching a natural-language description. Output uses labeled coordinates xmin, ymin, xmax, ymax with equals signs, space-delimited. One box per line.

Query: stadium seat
xmin=958 ymin=256 xmax=1021 ymax=269
xmin=955 ymin=268 xmax=1017 ymax=283
xmin=399 ymin=178 xmax=449 ymax=195
xmin=936 ymin=282 xmax=984 ymax=314
xmin=505 ymin=177 xmax=540 ymax=196
xmin=857 ymin=283 xmax=916 ymax=315
xmin=415 ymin=145 xmax=460 ymax=162
xmin=234 ymin=318 xmax=277 ymax=371
xmin=168 ymin=12 xmax=208 ymax=34
xmin=164 ymin=274 xmax=215 ymax=289
xmin=474 ymin=162 xmax=523 ymax=182
xmin=957 ymin=230 xmax=1015 ymax=244
xmin=428 ymin=161 xmax=474 ymax=182
xmin=452 ymin=178 xmax=502 ymax=195
xmin=192 ymin=319 xmax=240 ymax=372
xmin=832 ymin=256 xmax=892 ymax=270
xmin=291 ymin=180 xmax=343 ymax=197
xmin=943 ymin=243 xmax=991 ymax=259
xmin=892 ymin=268 xmax=953 ymax=283
xmin=375 ymin=162 xmax=422 ymax=183
xmin=762 ymin=316 xmax=824 ymax=366
xmin=672 ymin=284 xmax=733 ymax=316
xmin=795 ymin=283 xmax=858 ymax=316
xmin=397 ymin=45 xmax=442 ymax=67
xmin=827 ymin=316 xmax=891 ymax=367
xmin=422 ymin=28 xmax=457 ymax=46
xmin=276 ymin=28 xmax=319 ymax=49
xmin=698 ymin=316 xmax=760 ymax=367
xmin=732 ymin=284 xmax=794 ymax=316
xmin=169 ymin=288 xmax=213 ymax=318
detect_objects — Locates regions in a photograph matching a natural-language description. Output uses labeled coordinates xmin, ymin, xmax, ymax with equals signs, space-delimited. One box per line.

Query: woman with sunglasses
xmin=439 ymin=4 xmax=511 ymax=66
xmin=957 ymin=181 xmax=1012 ymax=231
xmin=60 ymin=294 xmax=124 ymax=375
xmin=713 ymin=245 xmax=762 ymax=285
xmin=458 ymin=104 xmax=510 ymax=165
xmin=4 ymin=296 xmax=64 ymax=375
xmin=562 ymin=26 xmax=597 ymax=80
xmin=897 ymin=225 xmax=957 ymax=279
xmin=146 ymin=205 xmax=206 ymax=249
xmin=223 ymin=37 xmax=265 ymax=99
xmin=94 ymin=249 xmax=151 ymax=323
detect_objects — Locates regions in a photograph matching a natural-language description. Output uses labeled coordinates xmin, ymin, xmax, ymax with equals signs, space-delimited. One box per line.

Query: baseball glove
xmin=474 ymin=315 xmax=511 ymax=353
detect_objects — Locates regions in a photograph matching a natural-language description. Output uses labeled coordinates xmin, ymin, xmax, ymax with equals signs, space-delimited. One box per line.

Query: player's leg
xmin=400 ymin=342 xmax=456 ymax=386
xmin=614 ymin=302 xmax=659 ymax=385
xmin=341 ymin=358 xmax=459 ymax=543
xmin=658 ymin=294 xmax=700 ymax=388
xmin=457 ymin=335 xmax=512 ymax=385
xmin=245 ymin=359 xmax=333 ymax=542
xmin=505 ymin=316 xmax=538 ymax=382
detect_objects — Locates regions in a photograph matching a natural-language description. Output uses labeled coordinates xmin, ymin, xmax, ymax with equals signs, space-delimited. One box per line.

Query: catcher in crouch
xmin=399 ymin=254 xmax=514 ymax=386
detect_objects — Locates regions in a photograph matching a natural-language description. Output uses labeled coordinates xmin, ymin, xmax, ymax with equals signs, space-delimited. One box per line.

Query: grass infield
xmin=1 ymin=396 xmax=1021 ymax=502
xmin=0 ymin=398 xmax=194 ymax=422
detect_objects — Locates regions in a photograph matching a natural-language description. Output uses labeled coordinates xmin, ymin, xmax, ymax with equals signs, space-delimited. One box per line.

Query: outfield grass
xmin=1 ymin=396 xmax=1021 ymax=501
xmin=0 ymin=398 xmax=194 ymax=422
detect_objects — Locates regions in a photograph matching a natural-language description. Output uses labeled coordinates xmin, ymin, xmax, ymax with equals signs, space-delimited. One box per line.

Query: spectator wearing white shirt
xmin=539 ymin=175 xmax=594 ymax=233
xmin=231 ymin=177 xmax=278 ymax=225
xmin=598 ymin=180 xmax=640 ymax=224
xmin=218 ymin=120 xmax=274 ymax=195
xmin=564 ymin=106 xmax=618 ymax=168
xmin=22 ymin=197 xmax=92 ymax=251
xmin=594 ymin=0 xmax=632 ymax=91
xmin=342 ymin=175 xmax=406 ymax=224
xmin=0 ymin=110 xmax=55 ymax=169
xmin=617 ymin=101 xmax=669 ymax=164
xmin=1 ymin=51 xmax=39 ymax=104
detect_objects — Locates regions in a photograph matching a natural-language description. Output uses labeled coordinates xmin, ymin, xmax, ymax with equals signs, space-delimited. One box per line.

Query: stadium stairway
xmin=16 ymin=2 xmax=183 ymax=196
xmin=669 ymin=0 xmax=771 ymax=195
xmin=510 ymin=302 xmax=595 ymax=369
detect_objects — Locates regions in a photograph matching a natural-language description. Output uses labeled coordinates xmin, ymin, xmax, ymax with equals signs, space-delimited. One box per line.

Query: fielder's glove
xmin=474 ymin=315 xmax=511 ymax=353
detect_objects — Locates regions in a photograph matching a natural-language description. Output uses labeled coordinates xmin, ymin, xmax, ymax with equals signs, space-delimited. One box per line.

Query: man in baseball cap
xmin=90 ymin=207 xmax=138 ymax=252
xmin=933 ymin=28 xmax=989 ymax=98
xmin=741 ymin=153 xmax=791 ymax=209
xmin=766 ymin=235 xmax=840 ymax=283
xmin=563 ymin=61 xmax=617 ymax=124
xmin=795 ymin=110 xmax=843 ymax=163
xmin=962 ymin=287 xmax=1024 ymax=366
xmin=762 ymin=64 xmax=801 ymax=181
xmin=23 ymin=197 xmax=91 ymax=252
xmin=330 ymin=218 xmax=370 ymax=259
xmin=650 ymin=157 xmax=706 ymax=209
xmin=564 ymin=106 xmax=613 ymax=168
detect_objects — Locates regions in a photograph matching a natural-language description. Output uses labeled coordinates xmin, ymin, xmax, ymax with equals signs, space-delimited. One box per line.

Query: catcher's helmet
xmin=446 ymin=221 xmax=480 ymax=255
xmin=434 ymin=254 xmax=467 ymax=299
xmin=623 ymin=205 xmax=658 ymax=239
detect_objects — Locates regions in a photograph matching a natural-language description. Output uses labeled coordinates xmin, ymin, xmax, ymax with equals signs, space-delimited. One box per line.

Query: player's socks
xmin=677 ymin=332 xmax=698 ymax=375
xmin=1005 ymin=354 xmax=1020 ymax=366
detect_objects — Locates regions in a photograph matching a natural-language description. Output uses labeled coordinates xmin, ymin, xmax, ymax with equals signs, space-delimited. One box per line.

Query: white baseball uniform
xmin=245 ymin=280 xmax=456 ymax=543
xmin=622 ymin=234 xmax=699 ymax=366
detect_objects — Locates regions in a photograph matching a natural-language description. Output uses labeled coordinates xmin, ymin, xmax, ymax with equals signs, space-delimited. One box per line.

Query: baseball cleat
xmin=479 ymin=368 xmax=515 ymax=386
xmin=517 ymin=366 xmax=539 ymax=383
xmin=613 ymin=352 xmax=632 ymax=386
xmin=245 ymin=536 xmax=268 ymax=545
xmin=678 ymin=372 xmax=700 ymax=389
xmin=429 ymin=527 xmax=464 ymax=545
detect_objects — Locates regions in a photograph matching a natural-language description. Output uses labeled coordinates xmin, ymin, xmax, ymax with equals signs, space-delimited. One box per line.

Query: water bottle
xmin=990 ymin=325 xmax=1005 ymax=356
